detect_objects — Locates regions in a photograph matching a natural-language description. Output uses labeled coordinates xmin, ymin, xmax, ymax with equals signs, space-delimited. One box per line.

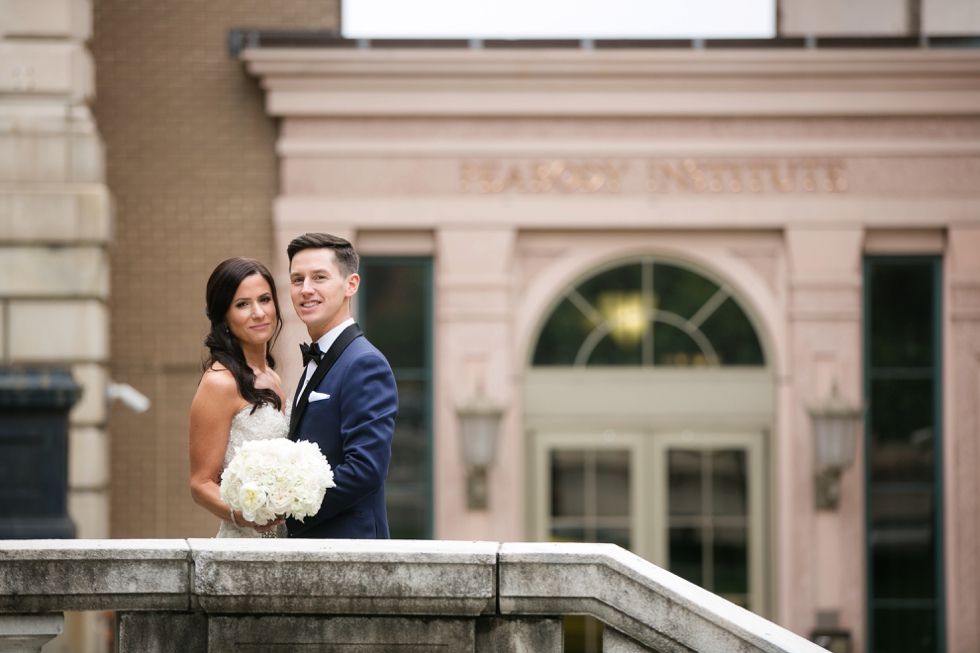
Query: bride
xmin=189 ymin=257 xmax=288 ymax=537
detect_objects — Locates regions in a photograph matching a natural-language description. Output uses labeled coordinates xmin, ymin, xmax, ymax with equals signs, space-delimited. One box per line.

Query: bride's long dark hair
xmin=203 ymin=258 xmax=283 ymax=413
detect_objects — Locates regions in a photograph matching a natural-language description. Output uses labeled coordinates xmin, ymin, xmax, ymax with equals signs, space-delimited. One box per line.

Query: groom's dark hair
xmin=287 ymin=233 xmax=359 ymax=276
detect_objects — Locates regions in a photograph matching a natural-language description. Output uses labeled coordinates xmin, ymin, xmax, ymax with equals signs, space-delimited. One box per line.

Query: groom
xmin=285 ymin=232 xmax=398 ymax=539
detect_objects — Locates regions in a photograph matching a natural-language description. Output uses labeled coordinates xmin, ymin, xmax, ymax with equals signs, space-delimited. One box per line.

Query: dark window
xmin=533 ymin=260 xmax=764 ymax=367
xmin=865 ymin=258 xmax=943 ymax=653
xmin=359 ymin=257 xmax=433 ymax=539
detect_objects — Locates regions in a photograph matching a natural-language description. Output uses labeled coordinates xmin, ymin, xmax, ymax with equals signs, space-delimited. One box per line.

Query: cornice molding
xmin=277 ymin=138 xmax=980 ymax=159
xmin=274 ymin=196 xmax=980 ymax=230
xmin=244 ymin=48 xmax=980 ymax=118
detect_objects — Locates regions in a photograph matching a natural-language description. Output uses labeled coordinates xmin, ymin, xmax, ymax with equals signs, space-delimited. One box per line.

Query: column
xmin=785 ymin=227 xmax=865 ymax=649
xmin=0 ymin=614 xmax=64 ymax=653
xmin=0 ymin=1 xmax=111 ymax=652
xmin=435 ymin=226 xmax=521 ymax=541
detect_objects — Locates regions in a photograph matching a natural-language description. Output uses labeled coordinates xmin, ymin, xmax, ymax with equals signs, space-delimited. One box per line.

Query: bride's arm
xmin=188 ymin=369 xmax=280 ymax=532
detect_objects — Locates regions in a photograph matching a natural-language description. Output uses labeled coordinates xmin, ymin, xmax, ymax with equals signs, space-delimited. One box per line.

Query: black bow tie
xmin=300 ymin=342 xmax=324 ymax=366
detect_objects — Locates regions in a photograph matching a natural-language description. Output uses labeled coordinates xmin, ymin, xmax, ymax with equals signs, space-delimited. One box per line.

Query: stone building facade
xmin=242 ymin=44 xmax=980 ymax=653
xmin=3 ymin=1 xmax=980 ymax=652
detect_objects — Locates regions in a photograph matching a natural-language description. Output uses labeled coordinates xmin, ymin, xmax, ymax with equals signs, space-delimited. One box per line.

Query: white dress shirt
xmin=297 ymin=317 xmax=355 ymax=404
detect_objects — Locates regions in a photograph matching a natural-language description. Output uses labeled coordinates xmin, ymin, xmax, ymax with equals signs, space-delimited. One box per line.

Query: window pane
xmin=714 ymin=526 xmax=748 ymax=598
xmin=533 ymin=297 xmax=593 ymax=366
xmin=551 ymin=451 xmax=585 ymax=517
xmin=595 ymin=451 xmax=630 ymax=517
xmin=653 ymin=321 xmax=706 ymax=367
xmin=870 ymin=492 xmax=936 ymax=600
xmin=586 ymin=332 xmax=642 ymax=366
xmin=386 ymin=494 xmax=428 ymax=540
xmin=712 ymin=450 xmax=747 ymax=517
xmin=669 ymin=526 xmax=704 ymax=586
xmin=869 ymin=262 xmax=934 ymax=368
xmin=669 ymin=450 xmax=702 ymax=516
xmin=698 ymin=297 xmax=765 ymax=366
xmin=653 ymin=263 xmax=720 ymax=321
xmin=869 ymin=379 xmax=934 ymax=483
xmin=361 ymin=263 xmax=426 ymax=369
xmin=387 ymin=381 xmax=427 ymax=484
xmin=873 ymin=608 xmax=937 ymax=653
xmin=576 ymin=264 xmax=642 ymax=310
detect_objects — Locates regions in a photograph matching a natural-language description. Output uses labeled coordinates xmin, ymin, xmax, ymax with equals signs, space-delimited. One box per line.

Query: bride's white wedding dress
xmin=216 ymin=403 xmax=290 ymax=538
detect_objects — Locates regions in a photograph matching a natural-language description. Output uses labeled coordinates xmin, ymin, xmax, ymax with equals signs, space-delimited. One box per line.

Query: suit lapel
xmin=292 ymin=365 xmax=306 ymax=409
xmin=288 ymin=323 xmax=363 ymax=440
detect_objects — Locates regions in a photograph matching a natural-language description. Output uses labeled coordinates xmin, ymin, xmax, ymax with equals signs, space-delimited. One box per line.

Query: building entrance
xmin=525 ymin=257 xmax=773 ymax=617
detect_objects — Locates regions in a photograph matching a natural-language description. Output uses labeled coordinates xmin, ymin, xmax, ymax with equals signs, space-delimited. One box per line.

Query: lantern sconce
xmin=809 ymin=383 xmax=863 ymax=511
xmin=457 ymin=386 xmax=504 ymax=511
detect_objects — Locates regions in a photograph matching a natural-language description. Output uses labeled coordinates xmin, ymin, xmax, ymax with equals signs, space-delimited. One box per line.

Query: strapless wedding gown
xmin=216 ymin=403 xmax=290 ymax=538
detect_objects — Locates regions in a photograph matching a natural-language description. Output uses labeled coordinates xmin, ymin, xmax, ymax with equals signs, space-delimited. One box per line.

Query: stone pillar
xmin=435 ymin=227 xmax=521 ymax=541
xmin=943 ymin=227 xmax=980 ymax=653
xmin=0 ymin=0 xmax=111 ymax=539
xmin=0 ymin=2 xmax=111 ymax=653
xmin=476 ymin=616 xmax=562 ymax=653
xmin=784 ymin=227 xmax=865 ymax=649
xmin=0 ymin=614 xmax=64 ymax=653
xmin=208 ymin=616 xmax=475 ymax=653
xmin=116 ymin=613 xmax=206 ymax=653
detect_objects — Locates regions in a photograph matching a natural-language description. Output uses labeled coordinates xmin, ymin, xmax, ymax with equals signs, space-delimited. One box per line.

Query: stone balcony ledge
xmin=0 ymin=539 xmax=825 ymax=653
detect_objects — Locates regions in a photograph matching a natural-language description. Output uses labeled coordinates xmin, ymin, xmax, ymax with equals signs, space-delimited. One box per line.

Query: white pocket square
xmin=308 ymin=391 xmax=331 ymax=402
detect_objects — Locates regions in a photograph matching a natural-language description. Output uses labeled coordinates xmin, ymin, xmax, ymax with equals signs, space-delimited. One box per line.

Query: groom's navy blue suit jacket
xmin=286 ymin=332 xmax=398 ymax=539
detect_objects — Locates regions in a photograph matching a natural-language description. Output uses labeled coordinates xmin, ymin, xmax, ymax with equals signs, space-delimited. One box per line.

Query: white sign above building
xmin=342 ymin=0 xmax=776 ymax=40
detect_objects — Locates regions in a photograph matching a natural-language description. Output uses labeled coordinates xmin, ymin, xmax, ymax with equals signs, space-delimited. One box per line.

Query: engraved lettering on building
xmin=646 ymin=159 xmax=847 ymax=194
xmin=458 ymin=161 xmax=629 ymax=194
xmin=457 ymin=158 xmax=848 ymax=194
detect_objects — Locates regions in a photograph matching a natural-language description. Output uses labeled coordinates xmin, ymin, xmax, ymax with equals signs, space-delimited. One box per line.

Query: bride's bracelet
xmin=230 ymin=507 xmax=239 ymax=526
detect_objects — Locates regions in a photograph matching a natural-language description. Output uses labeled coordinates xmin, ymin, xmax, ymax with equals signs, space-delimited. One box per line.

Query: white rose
xmin=268 ymin=484 xmax=294 ymax=515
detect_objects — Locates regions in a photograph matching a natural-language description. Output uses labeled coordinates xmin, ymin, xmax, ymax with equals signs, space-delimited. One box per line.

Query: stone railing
xmin=0 ymin=540 xmax=825 ymax=653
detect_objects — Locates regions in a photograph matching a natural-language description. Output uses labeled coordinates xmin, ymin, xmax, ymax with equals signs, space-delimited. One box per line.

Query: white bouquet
xmin=219 ymin=438 xmax=335 ymax=526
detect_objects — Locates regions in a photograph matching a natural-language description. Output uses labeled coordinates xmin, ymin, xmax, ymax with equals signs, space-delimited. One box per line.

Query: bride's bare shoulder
xmin=196 ymin=366 xmax=240 ymax=403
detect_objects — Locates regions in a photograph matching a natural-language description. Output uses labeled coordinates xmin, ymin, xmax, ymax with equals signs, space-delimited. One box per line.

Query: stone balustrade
xmin=0 ymin=539 xmax=825 ymax=653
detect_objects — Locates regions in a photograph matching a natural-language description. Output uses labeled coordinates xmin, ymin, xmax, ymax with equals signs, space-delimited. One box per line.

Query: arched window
xmin=532 ymin=259 xmax=764 ymax=367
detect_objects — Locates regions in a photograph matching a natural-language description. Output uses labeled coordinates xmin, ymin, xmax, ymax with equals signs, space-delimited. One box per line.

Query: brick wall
xmin=91 ymin=1 xmax=339 ymax=538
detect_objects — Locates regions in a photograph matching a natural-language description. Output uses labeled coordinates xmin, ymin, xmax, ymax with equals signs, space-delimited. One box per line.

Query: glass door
xmin=531 ymin=430 xmax=766 ymax=652
xmin=532 ymin=431 xmax=646 ymax=552
xmin=651 ymin=432 xmax=767 ymax=615
xmin=533 ymin=432 xmax=645 ymax=653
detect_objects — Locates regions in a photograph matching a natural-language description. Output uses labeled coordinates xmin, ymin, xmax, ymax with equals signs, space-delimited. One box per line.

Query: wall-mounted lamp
xmin=809 ymin=383 xmax=863 ymax=511
xmin=457 ymin=390 xmax=504 ymax=510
